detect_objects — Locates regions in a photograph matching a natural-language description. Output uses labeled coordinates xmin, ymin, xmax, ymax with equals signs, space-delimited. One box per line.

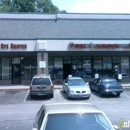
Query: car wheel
xmin=98 ymin=89 xmax=103 ymax=97
xmin=116 ymin=93 xmax=121 ymax=97
xmin=63 ymin=89 xmax=65 ymax=93
xmin=50 ymin=94 xmax=54 ymax=98
xmin=30 ymin=94 xmax=35 ymax=99
xmin=66 ymin=92 xmax=70 ymax=99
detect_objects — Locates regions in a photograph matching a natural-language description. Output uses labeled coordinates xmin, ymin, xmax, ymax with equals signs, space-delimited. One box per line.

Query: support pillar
xmin=37 ymin=52 xmax=48 ymax=74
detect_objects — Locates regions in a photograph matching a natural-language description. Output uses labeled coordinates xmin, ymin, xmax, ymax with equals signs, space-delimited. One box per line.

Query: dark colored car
xmin=89 ymin=77 xmax=123 ymax=97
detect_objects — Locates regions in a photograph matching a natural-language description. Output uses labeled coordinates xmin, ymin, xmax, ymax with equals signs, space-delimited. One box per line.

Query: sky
xmin=52 ymin=0 xmax=130 ymax=13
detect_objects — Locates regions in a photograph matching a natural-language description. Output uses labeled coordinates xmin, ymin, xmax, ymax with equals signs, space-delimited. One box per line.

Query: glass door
xmin=11 ymin=58 xmax=21 ymax=84
xmin=12 ymin=64 xmax=21 ymax=84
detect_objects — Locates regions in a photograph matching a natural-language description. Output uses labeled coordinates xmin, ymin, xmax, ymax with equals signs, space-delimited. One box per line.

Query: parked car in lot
xmin=32 ymin=102 xmax=118 ymax=130
xmin=63 ymin=76 xmax=91 ymax=99
xmin=30 ymin=74 xmax=54 ymax=98
xmin=89 ymin=77 xmax=123 ymax=97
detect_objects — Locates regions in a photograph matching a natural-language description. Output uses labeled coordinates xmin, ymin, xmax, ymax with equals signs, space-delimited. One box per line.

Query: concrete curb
xmin=0 ymin=84 xmax=129 ymax=90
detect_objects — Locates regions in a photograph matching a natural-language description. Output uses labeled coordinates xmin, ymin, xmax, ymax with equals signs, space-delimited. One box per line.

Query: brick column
xmin=43 ymin=52 xmax=48 ymax=74
xmin=37 ymin=52 xmax=48 ymax=74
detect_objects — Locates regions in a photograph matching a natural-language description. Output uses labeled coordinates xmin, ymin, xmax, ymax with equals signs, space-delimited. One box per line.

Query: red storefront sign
xmin=68 ymin=42 xmax=86 ymax=49
xmin=95 ymin=44 xmax=120 ymax=49
xmin=0 ymin=43 xmax=27 ymax=49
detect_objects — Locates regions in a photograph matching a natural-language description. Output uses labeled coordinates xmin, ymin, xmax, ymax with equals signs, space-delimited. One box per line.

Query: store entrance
xmin=11 ymin=64 xmax=21 ymax=84
xmin=112 ymin=63 xmax=120 ymax=78
xmin=63 ymin=64 xmax=72 ymax=79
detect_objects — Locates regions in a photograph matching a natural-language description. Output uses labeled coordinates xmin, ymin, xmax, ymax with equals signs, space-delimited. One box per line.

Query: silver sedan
xmin=63 ymin=76 xmax=91 ymax=99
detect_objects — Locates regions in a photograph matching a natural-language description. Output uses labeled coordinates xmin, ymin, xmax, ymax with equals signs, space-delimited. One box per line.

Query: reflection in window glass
xmin=103 ymin=57 xmax=112 ymax=77
xmin=82 ymin=57 xmax=92 ymax=78
xmin=72 ymin=57 xmax=81 ymax=76
xmin=48 ymin=57 xmax=54 ymax=79
xmin=0 ymin=58 xmax=1 ymax=79
xmin=45 ymin=113 xmax=113 ymax=130
xmin=64 ymin=57 xmax=71 ymax=64
xmin=121 ymin=57 xmax=129 ymax=77
xmin=21 ymin=57 xmax=37 ymax=79
xmin=2 ymin=58 xmax=11 ymax=79
xmin=31 ymin=57 xmax=37 ymax=78
xmin=94 ymin=57 xmax=102 ymax=76
xmin=113 ymin=57 xmax=120 ymax=63
xmin=54 ymin=57 xmax=63 ymax=78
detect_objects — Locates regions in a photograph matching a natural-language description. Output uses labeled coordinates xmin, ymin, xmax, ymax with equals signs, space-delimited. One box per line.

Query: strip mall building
xmin=0 ymin=13 xmax=130 ymax=85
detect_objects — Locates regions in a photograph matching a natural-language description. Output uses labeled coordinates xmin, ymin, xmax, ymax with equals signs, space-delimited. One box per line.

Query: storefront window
xmin=2 ymin=58 xmax=11 ymax=79
xmin=64 ymin=57 xmax=71 ymax=64
xmin=82 ymin=57 xmax=92 ymax=78
xmin=72 ymin=57 xmax=81 ymax=77
xmin=121 ymin=57 xmax=129 ymax=77
xmin=0 ymin=58 xmax=1 ymax=79
xmin=94 ymin=57 xmax=102 ymax=76
xmin=54 ymin=57 xmax=63 ymax=78
xmin=48 ymin=57 xmax=54 ymax=79
xmin=21 ymin=57 xmax=35 ymax=79
xmin=103 ymin=57 xmax=112 ymax=77
xmin=31 ymin=57 xmax=37 ymax=78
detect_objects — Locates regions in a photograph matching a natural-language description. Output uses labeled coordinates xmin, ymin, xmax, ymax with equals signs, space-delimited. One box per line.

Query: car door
xmin=38 ymin=108 xmax=45 ymax=130
xmin=63 ymin=78 xmax=68 ymax=92
xmin=91 ymin=79 xmax=98 ymax=90
xmin=95 ymin=79 xmax=101 ymax=91
xmin=64 ymin=78 xmax=68 ymax=92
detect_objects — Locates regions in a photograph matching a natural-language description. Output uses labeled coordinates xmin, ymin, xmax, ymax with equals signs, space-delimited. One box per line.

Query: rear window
xmin=32 ymin=78 xmax=51 ymax=85
xmin=102 ymin=79 xmax=117 ymax=84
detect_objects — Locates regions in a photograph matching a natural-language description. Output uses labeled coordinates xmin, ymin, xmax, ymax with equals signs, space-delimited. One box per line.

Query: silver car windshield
xmin=44 ymin=113 xmax=113 ymax=130
xmin=68 ymin=79 xmax=86 ymax=86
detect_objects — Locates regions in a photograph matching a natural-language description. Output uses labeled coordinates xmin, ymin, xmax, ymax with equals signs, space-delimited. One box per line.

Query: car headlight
xmin=70 ymin=90 xmax=75 ymax=93
xmin=86 ymin=88 xmax=91 ymax=92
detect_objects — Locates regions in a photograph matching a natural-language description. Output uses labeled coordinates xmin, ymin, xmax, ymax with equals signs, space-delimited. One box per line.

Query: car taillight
xmin=30 ymin=86 xmax=32 ymax=90
xmin=51 ymin=85 xmax=54 ymax=90
xmin=119 ymin=86 xmax=123 ymax=89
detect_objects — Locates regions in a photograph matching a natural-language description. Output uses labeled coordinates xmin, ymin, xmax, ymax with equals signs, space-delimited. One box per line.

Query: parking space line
xmin=90 ymin=93 xmax=100 ymax=101
xmin=56 ymin=89 xmax=62 ymax=101
xmin=23 ymin=90 xmax=29 ymax=103
xmin=123 ymin=94 xmax=130 ymax=99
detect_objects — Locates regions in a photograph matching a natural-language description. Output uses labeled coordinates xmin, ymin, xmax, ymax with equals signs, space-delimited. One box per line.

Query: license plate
xmin=39 ymin=88 xmax=44 ymax=91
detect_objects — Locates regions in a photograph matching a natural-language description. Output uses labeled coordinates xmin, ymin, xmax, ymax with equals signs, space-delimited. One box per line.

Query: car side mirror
xmin=65 ymin=83 xmax=68 ymax=85
xmin=86 ymin=82 xmax=89 ymax=85
xmin=113 ymin=125 xmax=118 ymax=130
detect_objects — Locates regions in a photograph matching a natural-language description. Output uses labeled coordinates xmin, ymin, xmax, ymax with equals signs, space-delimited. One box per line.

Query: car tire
xmin=50 ymin=94 xmax=54 ymax=98
xmin=30 ymin=94 xmax=35 ymax=99
xmin=66 ymin=92 xmax=70 ymax=100
xmin=63 ymin=89 xmax=65 ymax=93
xmin=116 ymin=93 xmax=121 ymax=97
xmin=98 ymin=89 xmax=103 ymax=97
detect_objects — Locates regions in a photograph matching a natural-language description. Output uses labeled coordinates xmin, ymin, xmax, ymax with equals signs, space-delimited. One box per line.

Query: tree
xmin=0 ymin=0 xmax=67 ymax=13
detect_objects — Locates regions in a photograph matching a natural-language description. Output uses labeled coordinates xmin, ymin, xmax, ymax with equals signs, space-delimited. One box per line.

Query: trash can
xmin=118 ymin=73 xmax=122 ymax=82
xmin=95 ymin=73 xmax=99 ymax=79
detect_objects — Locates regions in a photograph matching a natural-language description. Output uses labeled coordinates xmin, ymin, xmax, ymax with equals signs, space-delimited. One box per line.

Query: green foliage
xmin=0 ymin=0 xmax=67 ymax=13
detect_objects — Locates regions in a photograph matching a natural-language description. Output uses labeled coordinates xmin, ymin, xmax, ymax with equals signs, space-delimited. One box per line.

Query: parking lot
xmin=0 ymin=88 xmax=130 ymax=104
xmin=0 ymin=88 xmax=130 ymax=130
